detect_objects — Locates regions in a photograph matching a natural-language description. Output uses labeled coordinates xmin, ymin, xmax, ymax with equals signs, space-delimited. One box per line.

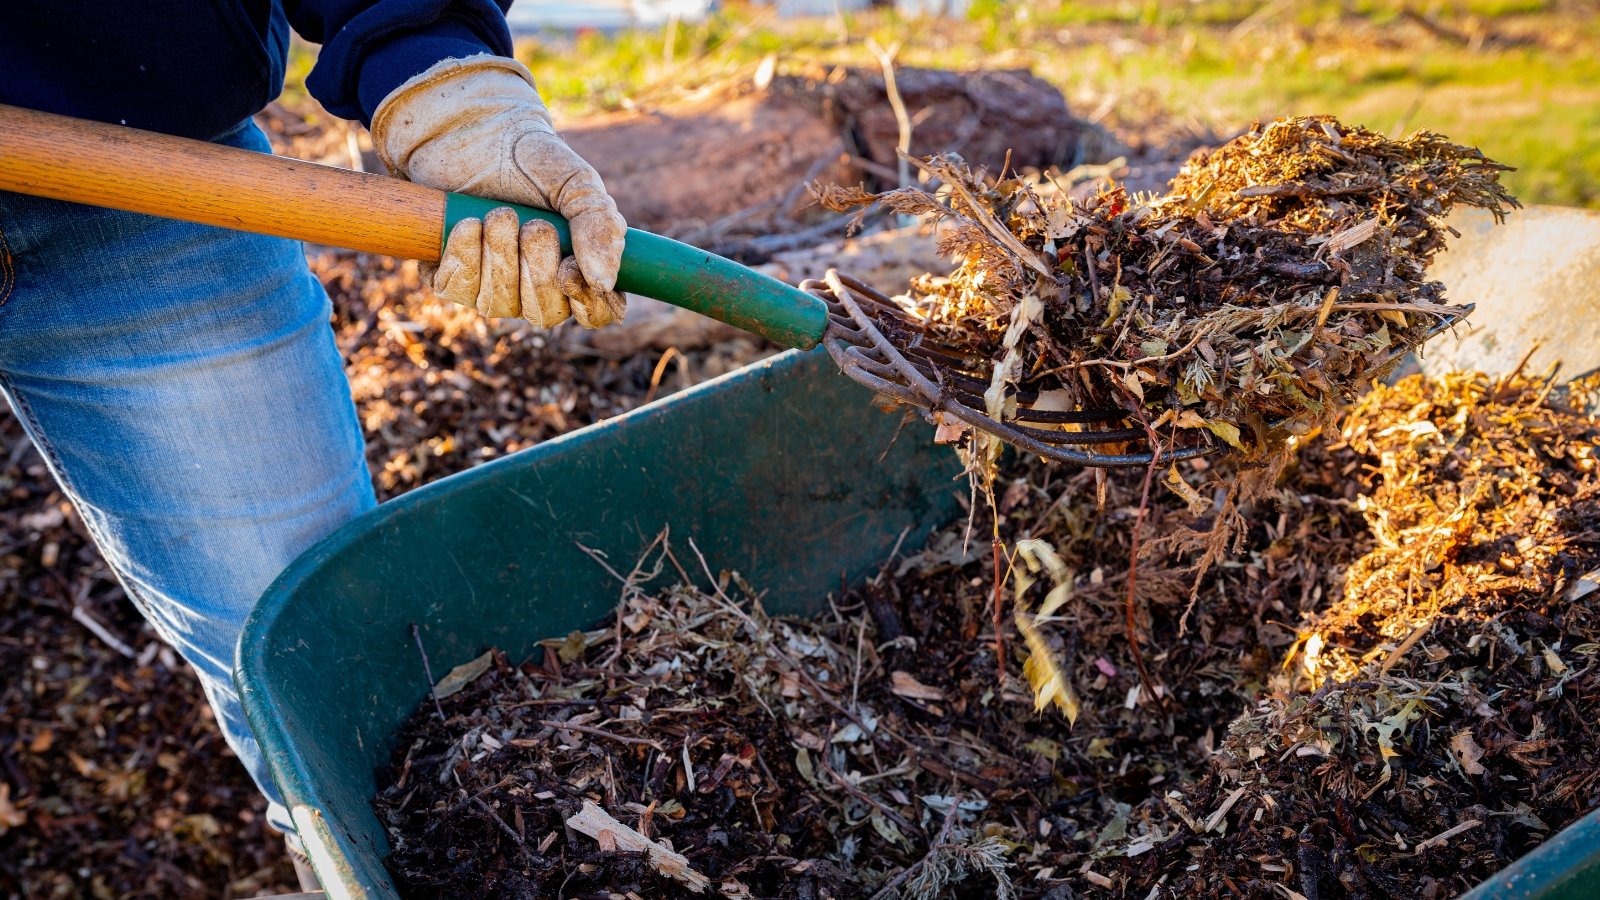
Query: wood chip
xmin=1564 ymin=568 xmax=1600 ymax=601
xmin=1204 ymin=786 xmax=1247 ymax=833
xmin=889 ymin=671 xmax=945 ymax=702
xmin=1324 ymin=217 xmax=1380 ymax=255
xmin=566 ymin=800 xmax=712 ymax=893
xmin=1414 ymin=818 xmax=1483 ymax=853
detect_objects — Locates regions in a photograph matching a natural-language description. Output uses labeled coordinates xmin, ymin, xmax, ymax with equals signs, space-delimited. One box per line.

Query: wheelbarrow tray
xmin=240 ymin=208 xmax=1600 ymax=896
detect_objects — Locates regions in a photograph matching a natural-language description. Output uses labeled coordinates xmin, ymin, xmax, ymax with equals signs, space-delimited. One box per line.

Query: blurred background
xmin=485 ymin=0 xmax=1595 ymax=206
xmin=2 ymin=2 xmax=1596 ymax=897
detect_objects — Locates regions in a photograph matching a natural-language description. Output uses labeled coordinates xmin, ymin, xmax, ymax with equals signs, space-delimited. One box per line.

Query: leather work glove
xmin=371 ymin=55 xmax=627 ymax=328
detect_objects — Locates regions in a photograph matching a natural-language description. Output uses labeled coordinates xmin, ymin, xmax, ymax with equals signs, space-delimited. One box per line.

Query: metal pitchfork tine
xmin=803 ymin=269 xmax=1468 ymax=469
xmin=804 ymin=270 xmax=1205 ymax=467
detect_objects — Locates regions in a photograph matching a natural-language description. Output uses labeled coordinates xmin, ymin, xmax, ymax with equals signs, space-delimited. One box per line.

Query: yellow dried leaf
xmin=1164 ymin=464 xmax=1210 ymax=515
xmin=1099 ymin=284 xmax=1130 ymax=328
xmin=1122 ymin=370 xmax=1145 ymax=403
xmin=1542 ymin=645 xmax=1569 ymax=675
xmin=1016 ymin=611 xmax=1080 ymax=724
xmin=1015 ymin=539 xmax=1074 ymax=616
xmin=1450 ymin=730 xmax=1487 ymax=776
xmin=434 ymin=650 xmax=494 ymax=699
xmin=1205 ymin=420 xmax=1245 ymax=450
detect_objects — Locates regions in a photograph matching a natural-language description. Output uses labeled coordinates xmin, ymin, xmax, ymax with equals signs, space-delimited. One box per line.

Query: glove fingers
xmin=519 ymin=220 xmax=569 ymax=327
xmin=559 ymin=256 xmax=626 ymax=329
xmin=510 ymin=135 xmax=627 ymax=294
xmin=434 ymin=218 xmax=483 ymax=309
xmin=477 ymin=207 xmax=522 ymax=318
xmin=567 ymin=203 xmax=628 ymax=296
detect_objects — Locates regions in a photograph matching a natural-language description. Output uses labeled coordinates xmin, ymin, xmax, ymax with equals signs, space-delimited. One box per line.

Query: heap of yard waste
xmin=374 ymin=369 xmax=1599 ymax=900
xmin=816 ymin=115 xmax=1518 ymax=466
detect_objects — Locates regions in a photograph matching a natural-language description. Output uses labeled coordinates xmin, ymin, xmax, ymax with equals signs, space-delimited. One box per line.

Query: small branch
xmin=1414 ymin=818 xmax=1483 ymax=853
xmin=567 ymin=800 xmax=712 ymax=893
xmin=991 ymin=538 xmax=1005 ymax=683
xmin=1082 ymin=243 xmax=1102 ymax=301
xmin=575 ymin=541 xmax=629 ymax=585
xmin=933 ymin=166 xmax=1056 ymax=281
xmin=644 ymin=347 xmax=681 ymax=405
xmin=474 ymin=797 xmax=539 ymax=864
xmin=72 ymin=605 xmax=135 ymax=659
xmin=868 ymin=38 xmax=915 ymax=227
xmin=411 ymin=623 xmax=447 ymax=724
xmin=743 ymin=209 xmax=886 ymax=255
xmin=534 ymin=719 xmax=661 ymax=749
xmin=850 ymin=612 xmax=868 ymax=714
xmin=1122 ymin=405 xmax=1167 ymax=712
xmin=687 ymin=536 xmax=735 ymax=606
xmin=820 ymin=757 xmax=924 ymax=842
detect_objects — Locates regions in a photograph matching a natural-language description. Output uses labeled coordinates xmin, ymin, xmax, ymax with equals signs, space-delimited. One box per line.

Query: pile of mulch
xmin=371 ymin=447 xmax=1364 ymax=899
xmin=374 ymin=369 xmax=1599 ymax=899
xmin=817 ymin=116 xmax=1518 ymax=465
xmin=1108 ymin=371 xmax=1600 ymax=899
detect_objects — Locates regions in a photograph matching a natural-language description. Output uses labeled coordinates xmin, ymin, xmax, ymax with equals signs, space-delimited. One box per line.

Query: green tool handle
xmin=443 ymin=194 xmax=827 ymax=350
xmin=0 ymin=103 xmax=830 ymax=351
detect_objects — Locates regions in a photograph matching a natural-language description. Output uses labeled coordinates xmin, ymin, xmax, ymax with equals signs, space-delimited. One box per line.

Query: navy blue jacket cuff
xmin=304 ymin=3 xmax=513 ymax=126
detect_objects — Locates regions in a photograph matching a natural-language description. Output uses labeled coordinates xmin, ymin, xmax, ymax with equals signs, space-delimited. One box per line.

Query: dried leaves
xmin=0 ymin=414 xmax=299 ymax=898
xmin=818 ymin=116 xmax=1519 ymax=466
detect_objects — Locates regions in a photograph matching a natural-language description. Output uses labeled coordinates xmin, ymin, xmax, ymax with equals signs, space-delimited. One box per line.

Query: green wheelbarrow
xmin=238 ymin=346 xmax=967 ymax=897
xmin=240 ymin=353 xmax=1600 ymax=900
xmin=232 ymin=207 xmax=1600 ymax=899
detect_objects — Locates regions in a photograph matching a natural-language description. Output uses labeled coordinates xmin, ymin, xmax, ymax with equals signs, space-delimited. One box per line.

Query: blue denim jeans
xmin=0 ymin=119 xmax=377 ymax=834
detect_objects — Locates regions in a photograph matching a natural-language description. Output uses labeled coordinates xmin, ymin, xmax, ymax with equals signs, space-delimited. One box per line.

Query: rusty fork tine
xmin=803 ymin=270 xmax=1213 ymax=468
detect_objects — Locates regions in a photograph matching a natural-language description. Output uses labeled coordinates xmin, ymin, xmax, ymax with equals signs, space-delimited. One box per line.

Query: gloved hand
xmin=370 ymin=55 xmax=627 ymax=328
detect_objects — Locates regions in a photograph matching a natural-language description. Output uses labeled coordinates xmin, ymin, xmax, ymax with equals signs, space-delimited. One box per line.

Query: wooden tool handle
xmin=0 ymin=104 xmax=447 ymax=261
xmin=0 ymin=103 xmax=831 ymax=349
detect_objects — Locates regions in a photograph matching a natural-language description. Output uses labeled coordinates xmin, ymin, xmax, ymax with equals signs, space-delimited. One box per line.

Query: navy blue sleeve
xmin=283 ymin=0 xmax=515 ymax=126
